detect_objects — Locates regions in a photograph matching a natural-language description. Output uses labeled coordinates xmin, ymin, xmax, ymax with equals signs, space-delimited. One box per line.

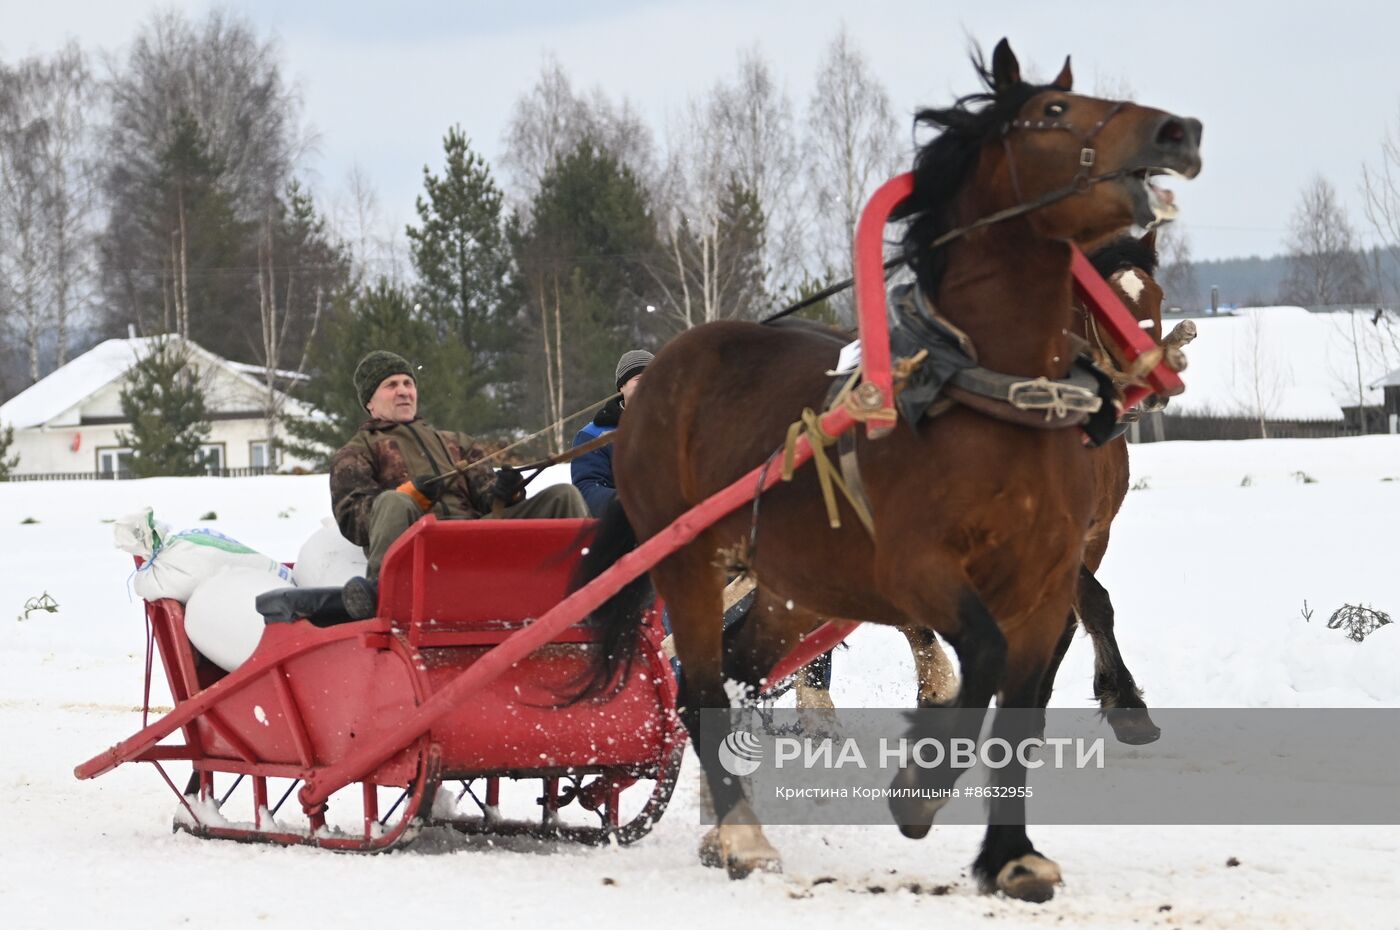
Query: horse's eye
xmin=1044 ymin=101 xmax=1067 ymax=117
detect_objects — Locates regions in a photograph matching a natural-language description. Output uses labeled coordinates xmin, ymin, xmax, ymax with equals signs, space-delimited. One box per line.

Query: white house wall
xmin=9 ymin=418 xmax=317 ymax=474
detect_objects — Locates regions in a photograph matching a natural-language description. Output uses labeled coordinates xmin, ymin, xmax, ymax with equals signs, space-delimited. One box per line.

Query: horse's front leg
xmin=887 ymin=584 xmax=1006 ymax=837
xmin=973 ymin=671 xmax=1064 ymax=902
xmin=972 ymin=613 xmax=1071 ymax=903
xmin=1078 ymin=565 xmax=1160 ymax=744
xmin=658 ymin=548 xmax=781 ymax=879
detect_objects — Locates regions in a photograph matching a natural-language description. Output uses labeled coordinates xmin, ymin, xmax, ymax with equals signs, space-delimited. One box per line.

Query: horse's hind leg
xmin=901 ymin=626 xmax=959 ymax=707
xmin=658 ymin=548 xmax=782 ymax=879
xmin=1078 ymin=565 xmax=1160 ymax=744
xmin=1033 ymin=609 xmax=1079 ymax=711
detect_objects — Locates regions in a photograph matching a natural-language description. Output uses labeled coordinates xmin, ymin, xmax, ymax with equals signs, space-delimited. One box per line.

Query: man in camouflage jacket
xmin=331 ymin=350 xmax=587 ymax=590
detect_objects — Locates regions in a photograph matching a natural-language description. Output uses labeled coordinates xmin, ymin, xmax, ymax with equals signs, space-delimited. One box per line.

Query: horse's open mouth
xmin=1128 ymin=168 xmax=1181 ymax=225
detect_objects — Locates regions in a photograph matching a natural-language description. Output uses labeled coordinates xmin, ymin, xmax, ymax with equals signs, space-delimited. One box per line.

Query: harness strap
xmin=780 ymin=407 xmax=875 ymax=537
xmin=945 ymin=364 xmax=1103 ymax=427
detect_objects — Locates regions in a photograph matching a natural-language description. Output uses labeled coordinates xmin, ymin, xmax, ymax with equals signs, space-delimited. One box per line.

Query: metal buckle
xmin=1007 ymin=377 xmax=1104 ymax=421
xmin=1079 ymin=147 xmax=1096 ymax=167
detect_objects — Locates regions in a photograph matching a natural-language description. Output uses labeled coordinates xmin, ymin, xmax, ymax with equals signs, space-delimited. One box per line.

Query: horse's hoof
xmin=1106 ymin=707 xmax=1161 ymax=745
xmin=888 ymin=768 xmax=949 ymax=838
xmin=726 ymin=851 xmax=783 ymax=880
xmin=890 ymin=792 xmax=950 ymax=838
xmin=994 ymin=854 xmax=1062 ymax=903
xmin=716 ymin=822 xmax=782 ymax=879
xmin=698 ymin=827 xmax=724 ymax=868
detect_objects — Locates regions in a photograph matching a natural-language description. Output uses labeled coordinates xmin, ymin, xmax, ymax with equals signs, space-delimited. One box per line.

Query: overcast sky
xmin=3 ymin=0 xmax=1396 ymax=263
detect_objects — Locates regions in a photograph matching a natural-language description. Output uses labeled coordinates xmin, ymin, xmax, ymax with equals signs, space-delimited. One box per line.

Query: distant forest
xmin=1176 ymin=247 xmax=1400 ymax=311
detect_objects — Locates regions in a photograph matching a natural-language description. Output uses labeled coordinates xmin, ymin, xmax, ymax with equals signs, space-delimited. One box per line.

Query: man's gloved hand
xmin=395 ymin=473 xmax=445 ymax=513
xmin=492 ymin=465 xmax=527 ymax=507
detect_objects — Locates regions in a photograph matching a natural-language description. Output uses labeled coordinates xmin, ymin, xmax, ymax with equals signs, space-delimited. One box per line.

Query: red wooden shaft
xmin=764 ymin=620 xmax=861 ymax=687
xmin=852 ymin=173 xmax=914 ymax=437
xmin=1069 ymin=244 xmax=1185 ymax=399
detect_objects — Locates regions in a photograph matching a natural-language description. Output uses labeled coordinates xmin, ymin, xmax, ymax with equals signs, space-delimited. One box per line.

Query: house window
xmin=97 ymin=447 xmax=134 ymax=478
xmin=249 ymin=440 xmax=276 ymax=470
xmin=198 ymin=443 xmax=226 ymax=475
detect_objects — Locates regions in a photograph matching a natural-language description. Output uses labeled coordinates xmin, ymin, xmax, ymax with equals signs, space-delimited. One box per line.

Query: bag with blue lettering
xmin=115 ymin=507 xmax=295 ymax=603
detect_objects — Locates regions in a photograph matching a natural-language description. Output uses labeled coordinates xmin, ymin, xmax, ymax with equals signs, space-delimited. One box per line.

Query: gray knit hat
xmin=353 ymin=350 xmax=414 ymax=409
xmin=615 ymin=349 xmax=654 ymax=390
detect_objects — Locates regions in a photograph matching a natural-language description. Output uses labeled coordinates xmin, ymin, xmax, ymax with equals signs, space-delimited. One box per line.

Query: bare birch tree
xmin=252 ymin=182 xmax=346 ymax=465
xmin=100 ymin=8 xmax=305 ymax=358
xmin=333 ymin=164 xmax=406 ymax=286
xmin=0 ymin=62 xmax=52 ymax=384
xmin=1362 ymin=107 xmax=1400 ymax=307
xmin=1233 ymin=310 xmax=1285 ymax=438
xmin=1281 ymin=175 xmax=1370 ymax=306
xmin=500 ymin=55 xmax=656 ymax=214
xmin=0 ymin=47 xmax=95 ymax=384
xmin=705 ymin=49 xmax=801 ymax=291
xmin=804 ymin=26 xmax=902 ymax=278
xmin=1156 ymin=222 xmax=1201 ymax=310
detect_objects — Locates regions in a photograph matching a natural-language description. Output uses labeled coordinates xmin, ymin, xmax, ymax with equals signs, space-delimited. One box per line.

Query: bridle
xmin=758 ymin=96 xmax=1137 ymax=326
xmin=929 ymin=99 xmax=1132 ymax=251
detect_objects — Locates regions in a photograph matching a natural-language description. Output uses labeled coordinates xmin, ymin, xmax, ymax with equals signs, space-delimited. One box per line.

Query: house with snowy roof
xmin=0 ymin=336 xmax=319 ymax=478
xmin=1372 ymin=366 xmax=1400 ymax=433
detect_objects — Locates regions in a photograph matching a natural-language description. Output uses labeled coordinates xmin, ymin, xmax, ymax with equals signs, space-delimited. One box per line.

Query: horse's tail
xmin=564 ymin=496 xmax=653 ymax=704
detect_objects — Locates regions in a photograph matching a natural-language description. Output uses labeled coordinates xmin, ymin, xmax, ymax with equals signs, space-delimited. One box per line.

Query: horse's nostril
xmin=1157 ymin=119 xmax=1186 ymax=145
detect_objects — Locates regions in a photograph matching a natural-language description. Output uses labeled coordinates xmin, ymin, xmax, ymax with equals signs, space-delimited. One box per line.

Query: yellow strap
xmin=780 ymin=407 xmax=875 ymax=537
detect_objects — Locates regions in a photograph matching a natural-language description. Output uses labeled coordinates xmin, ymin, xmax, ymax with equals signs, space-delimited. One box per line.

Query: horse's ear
xmin=991 ymin=39 xmax=1021 ymax=93
xmin=1140 ymin=227 xmax=1158 ymax=252
xmin=1052 ymin=56 xmax=1073 ymax=91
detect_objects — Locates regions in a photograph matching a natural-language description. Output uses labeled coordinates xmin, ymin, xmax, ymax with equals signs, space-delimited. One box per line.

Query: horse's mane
xmin=1087 ymin=235 xmax=1159 ymax=278
xmin=897 ymin=48 xmax=1064 ymax=300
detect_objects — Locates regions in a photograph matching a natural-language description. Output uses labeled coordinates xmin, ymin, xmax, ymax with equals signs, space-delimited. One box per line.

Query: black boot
xmin=255 ymin=587 xmax=355 ymax=627
xmin=341 ymin=576 xmax=380 ymax=620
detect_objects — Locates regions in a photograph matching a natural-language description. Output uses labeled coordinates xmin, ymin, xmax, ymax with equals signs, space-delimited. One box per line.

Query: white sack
xmin=122 ymin=516 xmax=294 ymax=603
xmin=113 ymin=507 xmax=173 ymax=560
xmin=293 ymin=517 xmax=368 ymax=588
xmin=184 ymin=567 xmax=292 ymax=671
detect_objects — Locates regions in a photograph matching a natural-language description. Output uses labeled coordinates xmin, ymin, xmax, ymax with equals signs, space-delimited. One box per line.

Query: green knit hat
xmin=353 ymin=350 xmax=414 ymax=409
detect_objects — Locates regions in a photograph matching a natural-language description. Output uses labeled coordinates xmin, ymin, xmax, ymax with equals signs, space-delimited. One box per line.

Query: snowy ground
xmin=2 ymin=437 xmax=1397 ymax=929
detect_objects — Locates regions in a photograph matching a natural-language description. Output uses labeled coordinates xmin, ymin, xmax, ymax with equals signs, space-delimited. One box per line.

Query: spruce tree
xmin=406 ymin=127 xmax=517 ymax=435
xmin=513 ymin=138 xmax=663 ymax=449
xmin=0 ymin=423 xmax=18 ymax=479
xmin=115 ymin=338 xmax=212 ymax=477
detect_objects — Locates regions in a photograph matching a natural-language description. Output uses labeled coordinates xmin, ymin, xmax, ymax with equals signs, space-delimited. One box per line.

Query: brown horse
xmin=574 ymin=40 xmax=1201 ymax=900
xmin=785 ymin=232 xmax=1185 ymax=739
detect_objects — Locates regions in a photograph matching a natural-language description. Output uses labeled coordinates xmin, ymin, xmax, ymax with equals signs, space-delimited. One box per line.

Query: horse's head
xmin=901 ymin=39 xmax=1202 ymax=299
xmin=1086 ymin=230 xmax=1174 ymax=411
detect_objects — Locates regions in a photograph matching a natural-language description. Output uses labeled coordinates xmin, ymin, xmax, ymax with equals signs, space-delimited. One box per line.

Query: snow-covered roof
xmin=1166 ymin=306 xmax=1394 ymax=422
xmin=0 ymin=338 xmax=159 ymax=429
xmin=0 ymin=336 xmax=313 ymax=430
xmin=226 ymin=360 xmax=310 ymax=382
xmin=1372 ymin=367 xmax=1400 ymax=389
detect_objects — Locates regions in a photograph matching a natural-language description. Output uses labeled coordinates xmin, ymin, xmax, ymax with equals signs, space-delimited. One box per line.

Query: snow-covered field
xmin=2 ymin=438 xmax=1397 ymax=929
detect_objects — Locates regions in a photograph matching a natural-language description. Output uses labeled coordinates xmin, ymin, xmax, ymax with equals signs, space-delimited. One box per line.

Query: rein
xmin=931 ymin=101 xmax=1132 ymax=250
xmin=420 ymin=392 xmax=622 ymax=491
xmin=760 ymin=102 xmax=1133 ymax=326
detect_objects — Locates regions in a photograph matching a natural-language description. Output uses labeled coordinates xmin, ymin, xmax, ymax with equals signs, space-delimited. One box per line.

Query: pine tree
xmin=513 ymin=138 xmax=662 ymax=450
xmin=102 ymin=108 xmax=256 ymax=359
xmin=115 ymin=337 xmax=212 ymax=477
xmin=0 ymin=422 xmax=19 ymax=479
xmin=406 ymin=127 xmax=517 ymax=435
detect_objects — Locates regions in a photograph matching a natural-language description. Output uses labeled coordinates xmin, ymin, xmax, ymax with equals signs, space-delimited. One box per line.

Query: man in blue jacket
xmin=571 ymin=349 xmax=652 ymax=517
